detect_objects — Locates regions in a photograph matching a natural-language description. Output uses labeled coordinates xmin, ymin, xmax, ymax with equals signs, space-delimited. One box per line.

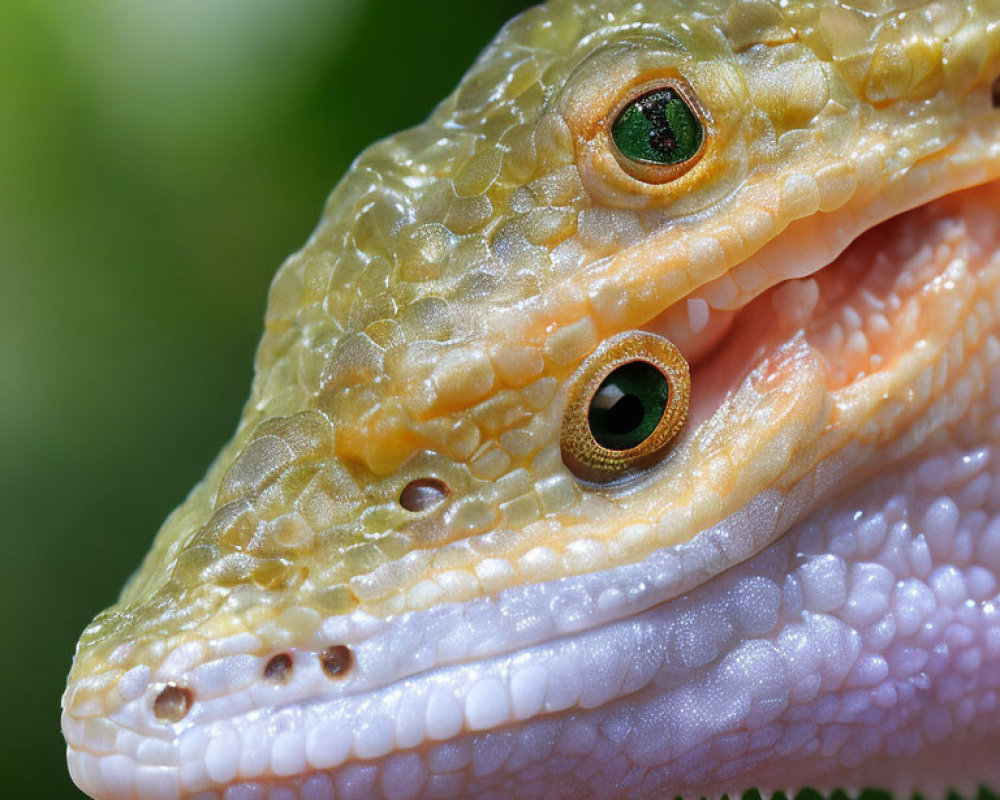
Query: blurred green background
xmin=0 ymin=1 xmax=533 ymax=795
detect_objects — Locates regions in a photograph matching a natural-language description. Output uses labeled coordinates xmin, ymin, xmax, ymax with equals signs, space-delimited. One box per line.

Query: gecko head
xmin=63 ymin=2 xmax=1000 ymax=799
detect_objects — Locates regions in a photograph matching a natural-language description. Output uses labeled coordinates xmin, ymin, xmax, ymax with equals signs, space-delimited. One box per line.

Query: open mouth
xmin=646 ymin=176 xmax=1000 ymax=480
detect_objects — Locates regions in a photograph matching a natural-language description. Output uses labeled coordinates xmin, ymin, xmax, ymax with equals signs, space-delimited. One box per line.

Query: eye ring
xmin=607 ymin=78 xmax=709 ymax=184
xmin=561 ymin=332 xmax=690 ymax=484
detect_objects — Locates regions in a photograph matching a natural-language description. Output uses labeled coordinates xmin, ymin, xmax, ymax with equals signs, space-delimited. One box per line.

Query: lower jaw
xmin=141 ymin=423 xmax=1000 ymax=800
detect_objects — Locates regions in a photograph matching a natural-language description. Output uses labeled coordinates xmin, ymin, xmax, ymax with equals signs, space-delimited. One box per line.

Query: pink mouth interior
xmin=644 ymin=180 xmax=1000 ymax=434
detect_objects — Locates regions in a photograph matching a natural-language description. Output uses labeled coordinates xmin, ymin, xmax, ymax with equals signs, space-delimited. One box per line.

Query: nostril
xmin=993 ymin=75 xmax=1000 ymax=108
xmin=263 ymin=653 xmax=294 ymax=684
xmin=399 ymin=477 xmax=449 ymax=512
xmin=153 ymin=684 xmax=193 ymax=723
xmin=320 ymin=645 xmax=353 ymax=679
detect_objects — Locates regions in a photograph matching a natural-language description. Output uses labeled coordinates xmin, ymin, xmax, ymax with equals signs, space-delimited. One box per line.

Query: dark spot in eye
xmin=320 ymin=645 xmax=353 ymax=679
xmin=153 ymin=684 xmax=193 ymax=723
xmin=263 ymin=653 xmax=293 ymax=684
xmin=399 ymin=478 xmax=449 ymax=512
xmin=992 ymin=75 xmax=1000 ymax=108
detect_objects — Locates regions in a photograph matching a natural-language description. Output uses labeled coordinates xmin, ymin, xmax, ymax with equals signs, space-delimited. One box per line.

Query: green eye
xmin=588 ymin=361 xmax=669 ymax=451
xmin=612 ymin=87 xmax=703 ymax=165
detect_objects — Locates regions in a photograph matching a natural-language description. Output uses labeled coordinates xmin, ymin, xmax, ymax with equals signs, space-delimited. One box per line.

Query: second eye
xmin=561 ymin=332 xmax=690 ymax=484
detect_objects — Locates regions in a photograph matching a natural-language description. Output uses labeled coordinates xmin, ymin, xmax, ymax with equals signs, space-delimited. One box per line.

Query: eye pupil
xmin=588 ymin=361 xmax=669 ymax=451
xmin=612 ymin=87 xmax=703 ymax=166
xmin=596 ymin=390 xmax=645 ymax=436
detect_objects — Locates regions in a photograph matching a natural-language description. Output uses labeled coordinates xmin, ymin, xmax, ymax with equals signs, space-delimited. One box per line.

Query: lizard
xmin=61 ymin=1 xmax=1000 ymax=799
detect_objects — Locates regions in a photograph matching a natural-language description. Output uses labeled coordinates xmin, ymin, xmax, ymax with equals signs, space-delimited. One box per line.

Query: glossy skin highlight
xmin=63 ymin=2 xmax=1000 ymax=799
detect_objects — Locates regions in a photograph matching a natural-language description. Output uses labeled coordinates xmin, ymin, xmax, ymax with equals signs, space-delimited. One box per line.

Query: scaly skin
xmin=63 ymin=2 xmax=1000 ymax=799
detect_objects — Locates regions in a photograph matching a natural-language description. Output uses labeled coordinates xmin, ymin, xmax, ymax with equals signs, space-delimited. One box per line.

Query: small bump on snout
xmin=399 ymin=477 xmax=449 ymax=512
xmin=263 ymin=653 xmax=294 ymax=684
xmin=152 ymin=684 xmax=193 ymax=723
xmin=320 ymin=645 xmax=353 ymax=678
